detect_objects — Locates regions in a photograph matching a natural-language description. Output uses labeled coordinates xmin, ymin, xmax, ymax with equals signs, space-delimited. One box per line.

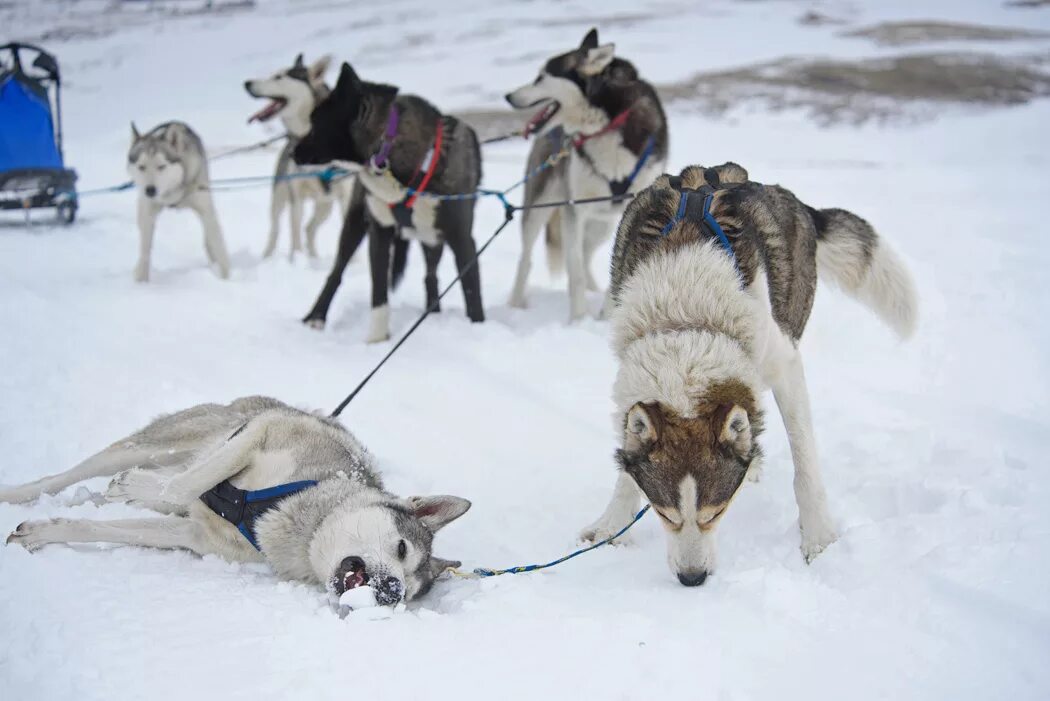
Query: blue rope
xmin=472 ymin=505 xmax=650 ymax=577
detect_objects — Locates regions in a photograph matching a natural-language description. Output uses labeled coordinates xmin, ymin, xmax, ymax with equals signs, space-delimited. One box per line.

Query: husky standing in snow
xmin=581 ymin=163 xmax=918 ymax=585
xmin=127 ymin=121 xmax=230 ymax=281
xmin=244 ymin=54 xmax=358 ymax=260
xmin=2 ymin=397 xmax=471 ymax=606
xmin=294 ymin=62 xmax=484 ymax=343
xmin=504 ymin=29 xmax=668 ymax=320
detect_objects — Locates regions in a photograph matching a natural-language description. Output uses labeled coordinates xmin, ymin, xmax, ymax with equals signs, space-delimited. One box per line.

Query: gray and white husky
xmin=294 ymin=62 xmax=485 ymax=343
xmin=2 ymin=397 xmax=470 ymax=605
xmin=127 ymin=121 xmax=230 ymax=281
xmin=581 ymin=164 xmax=918 ymax=585
xmin=244 ymin=54 xmax=356 ymax=260
xmin=505 ymin=29 xmax=668 ymax=320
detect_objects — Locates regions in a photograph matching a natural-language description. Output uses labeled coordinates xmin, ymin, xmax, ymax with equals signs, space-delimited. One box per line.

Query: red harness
xmin=572 ymin=108 xmax=631 ymax=149
xmin=395 ymin=120 xmax=444 ymax=210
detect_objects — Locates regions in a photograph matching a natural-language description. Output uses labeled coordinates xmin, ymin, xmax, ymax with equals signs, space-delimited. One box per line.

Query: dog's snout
xmin=144 ymin=185 xmax=157 ymax=198
xmin=243 ymin=80 xmax=254 ymax=94
xmin=504 ymin=92 xmax=514 ymax=106
xmin=373 ymin=575 xmax=404 ymax=606
xmin=677 ymin=570 xmax=709 ymax=587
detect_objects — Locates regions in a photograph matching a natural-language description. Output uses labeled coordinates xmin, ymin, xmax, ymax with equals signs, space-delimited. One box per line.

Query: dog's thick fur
xmin=127 ymin=121 xmax=229 ymax=281
xmin=2 ymin=397 xmax=470 ymax=604
xmin=294 ymin=63 xmax=483 ymax=343
xmin=582 ymin=163 xmax=918 ymax=585
xmin=244 ymin=54 xmax=357 ymax=260
xmin=505 ymin=29 xmax=668 ymax=320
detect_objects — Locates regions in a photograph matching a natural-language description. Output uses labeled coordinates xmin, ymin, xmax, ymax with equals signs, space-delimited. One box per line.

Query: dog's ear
xmin=334 ymin=62 xmax=361 ymax=94
xmin=130 ymin=121 xmax=141 ymax=143
xmin=624 ymin=402 xmax=660 ymax=451
xmin=580 ymin=28 xmax=599 ymax=50
xmin=293 ymin=53 xmax=305 ymax=69
xmin=408 ymin=495 xmax=472 ymax=532
xmin=166 ymin=126 xmax=182 ymax=151
xmin=429 ymin=556 xmax=462 ymax=577
xmin=309 ymin=54 xmax=332 ymax=82
xmin=579 ymin=43 xmax=615 ymax=76
xmin=717 ymin=405 xmax=752 ymax=459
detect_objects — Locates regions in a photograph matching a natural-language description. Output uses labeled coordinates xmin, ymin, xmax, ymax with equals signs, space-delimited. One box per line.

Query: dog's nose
xmin=677 ymin=570 xmax=709 ymax=587
xmin=504 ymin=93 xmax=514 ymax=106
xmin=243 ymin=80 xmax=253 ymax=93
xmin=373 ymin=575 xmax=404 ymax=606
xmin=144 ymin=185 xmax=157 ymax=198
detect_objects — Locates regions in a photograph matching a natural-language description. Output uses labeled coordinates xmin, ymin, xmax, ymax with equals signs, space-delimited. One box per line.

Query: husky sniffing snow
xmin=504 ymin=28 xmax=668 ymax=320
xmin=127 ymin=121 xmax=230 ymax=281
xmin=244 ymin=53 xmax=357 ymax=260
xmin=2 ymin=397 xmax=470 ymax=605
xmin=582 ymin=164 xmax=918 ymax=585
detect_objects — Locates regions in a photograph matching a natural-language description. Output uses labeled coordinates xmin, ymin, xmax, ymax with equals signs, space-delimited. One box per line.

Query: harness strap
xmin=659 ymin=183 xmax=737 ymax=264
xmin=370 ymin=106 xmax=400 ymax=170
xmin=572 ymin=107 xmax=632 ymax=149
xmin=607 ymin=134 xmax=657 ymax=200
xmin=402 ymin=120 xmax=444 ymax=209
xmin=200 ymin=478 xmax=318 ymax=550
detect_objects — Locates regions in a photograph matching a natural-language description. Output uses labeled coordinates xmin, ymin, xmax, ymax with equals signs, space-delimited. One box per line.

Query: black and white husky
xmin=294 ymin=63 xmax=485 ymax=343
xmin=505 ymin=29 xmax=668 ymax=320
xmin=244 ymin=54 xmax=356 ymax=260
xmin=127 ymin=121 xmax=230 ymax=281
xmin=582 ymin=164 xmax=918 ymax=585
xmin=2 ymin=397 xmax=470 ymax=606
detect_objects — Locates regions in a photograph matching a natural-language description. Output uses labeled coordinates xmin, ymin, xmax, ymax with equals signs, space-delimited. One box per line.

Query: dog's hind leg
xmin=189 ymin=192 xmax=230 ymax=279
xmin=582 ymin=218 xmax=610 ymax=293
xmin=769 ymin=348 xmax=838 ymax=562
xmin=305 ymin=197 xmax=333 ymax=258
xmin=303 ymin=200 xmax=368 ymax=329
xmin=508 ymin=204 xmax=553 ymax=309
xmin=6 ymin=516 xmax=212 ymax=556
xmin=263 ymin=182 xmax=290 ymax=258
xmin=0 ymin=446 xmax=170 ymax=504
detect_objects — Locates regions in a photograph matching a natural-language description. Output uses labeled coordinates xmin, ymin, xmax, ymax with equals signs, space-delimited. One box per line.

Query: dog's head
xmin=616 ymin=383 xmax=763 ymax=587
xmin=244 ymin=53 xmax=332 ymax=137
xmin=293 ymin=62 xmax=398 ymax=167
xmin=505 ymin=28 xmax=632 ymax=136
xmin=310 ymin=492 xmax=470 ymax=606
xmin=127 ymin=123 xmax=188 ymax=205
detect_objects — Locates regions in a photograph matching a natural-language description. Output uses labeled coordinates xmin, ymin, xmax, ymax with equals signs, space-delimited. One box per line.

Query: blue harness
xmin=200 ymin=478 xmax=318 ymax=550
xmin=658 ymin=180 xmax=736 ymax=262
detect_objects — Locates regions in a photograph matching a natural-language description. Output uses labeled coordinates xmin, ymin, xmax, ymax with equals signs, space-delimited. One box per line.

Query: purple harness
xmin=369 ymin=106 xmax=399 ymax=170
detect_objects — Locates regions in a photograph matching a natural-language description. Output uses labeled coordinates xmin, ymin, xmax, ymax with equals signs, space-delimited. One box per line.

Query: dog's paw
xmin=6 ymin=519 xmax=62 ymax=552
xmin=106 ymin=468 xmax=168 ymax=504
xmin=133 ymin=264 xmax=150 ymax=283
xmin=800 ymin=521 xmax=838 ymax=563
xmin=304 ymin=318 xmax=326 ymax=331
xmin=579 ymin=517 xmax=634 ymax=546
xmin=215 ymin=265 xmax=230 ymax=280
xmin=507 ymin=294 xmax=528 ymax=310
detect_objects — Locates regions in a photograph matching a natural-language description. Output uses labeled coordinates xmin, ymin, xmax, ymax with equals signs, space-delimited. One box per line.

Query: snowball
xmin=339 ymin=586 xmax=378 ymax=609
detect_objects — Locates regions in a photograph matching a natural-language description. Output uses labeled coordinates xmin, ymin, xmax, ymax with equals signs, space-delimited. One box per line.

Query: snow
xmin=2 ymin=1 xmax=1049 ymax=699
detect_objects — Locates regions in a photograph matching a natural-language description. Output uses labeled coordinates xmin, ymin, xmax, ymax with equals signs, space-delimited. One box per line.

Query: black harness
xmin=201 ymin=478 xmax=317 ymax=550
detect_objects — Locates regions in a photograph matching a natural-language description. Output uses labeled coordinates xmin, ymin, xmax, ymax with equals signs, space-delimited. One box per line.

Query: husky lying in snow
xmin=2 ymin=397 xmax=470 ymax=605
xmin=581 ymin=163 xmax=918 ymax=585
xmin=127 ymin=121 xmax=230 ymax=282
xmin=244 ymin=54 xmax=357 ymax=260
xmin=505 ymin=28 xmax=668 ymax=320
xmin=294 ymin=62 xmax=484 ymax=343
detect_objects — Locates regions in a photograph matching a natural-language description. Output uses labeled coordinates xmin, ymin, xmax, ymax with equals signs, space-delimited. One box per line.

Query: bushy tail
xmin=811 ymin=206 xmax=918 ymax=340
xmin=545 ymin=210 xmax=564 ymax=277
xmin=391 ymin=237 xmax=410 ymax=291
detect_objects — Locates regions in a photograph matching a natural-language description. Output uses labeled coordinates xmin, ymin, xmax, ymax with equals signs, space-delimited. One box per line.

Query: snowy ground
xmin=2 ymin=1 xmax=1049 ymax=699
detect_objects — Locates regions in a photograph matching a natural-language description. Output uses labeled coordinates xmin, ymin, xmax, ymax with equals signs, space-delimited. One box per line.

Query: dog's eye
xmin=701 ymin=507 xmax=727 ymax=526
xmin=397 ymin=539 xmax=407 ymax=560
xmin=654 ymin=508 xmax=683 ymax=530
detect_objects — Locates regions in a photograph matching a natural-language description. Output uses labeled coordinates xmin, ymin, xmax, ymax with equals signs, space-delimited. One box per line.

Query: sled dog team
xmin=3 ymin=30 xmax=918 ymax=605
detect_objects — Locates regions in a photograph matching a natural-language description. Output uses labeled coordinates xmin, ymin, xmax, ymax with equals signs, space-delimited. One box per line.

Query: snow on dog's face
xmin=244 ymin=53 xmax=331 ymax=138
xmin=293 ymin=62 xmax=398 ymax=168
xmin=504 ymin=27 xmax=616 ymax=136
xmin=309 ymin=494 xmax=470 ymax=605
xmin=617 ymin=389 xmax=763 ymax=586
xmin=127 ymin=124 xmax=187 ymax=206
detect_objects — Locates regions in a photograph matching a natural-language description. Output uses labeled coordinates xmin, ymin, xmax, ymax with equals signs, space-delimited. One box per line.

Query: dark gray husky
xmin=295 ymin=63 xmax=484 ymax=343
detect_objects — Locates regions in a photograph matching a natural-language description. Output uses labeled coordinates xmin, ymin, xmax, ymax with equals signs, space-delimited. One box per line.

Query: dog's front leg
xmin=771 ymin=350 xmax=838 ymax=562
xmin=135 ymin=197 xmax=161 ymax=282
xmin=288 ymin=188 xmax=305 ymax=261
xmin=580 ymin=472 xmax=643 ymax=543
xmin=366 ymin=220 xmax=396 ymax=343
xmin=263 ymin=182 xmax=289 ymax=258
xmin=6 ymin=516 xmax=210 ymax=555
xmin=305 ymin=198 xmax=333 ymax=258
xmin=188 ymin=192 xmax=230 ymax=279
xmin=560 ymin=205 xmax=588 ymax=321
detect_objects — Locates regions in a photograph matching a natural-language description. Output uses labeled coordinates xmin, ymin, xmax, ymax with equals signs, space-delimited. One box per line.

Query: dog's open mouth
xmin=248 ymin=98 xmax=287 ymax=124
xmin=524 ymin=100 xmax=560 ymax=137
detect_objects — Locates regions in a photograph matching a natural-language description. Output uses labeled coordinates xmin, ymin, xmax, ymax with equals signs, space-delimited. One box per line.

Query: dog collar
xmin=370 ymin=106 xmax=400 ymax=171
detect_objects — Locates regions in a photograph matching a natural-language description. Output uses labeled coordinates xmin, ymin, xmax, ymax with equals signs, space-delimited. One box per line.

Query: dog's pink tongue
xmin=248 ymin=100 xmax=282 ymax=124
xmin=344 ymin=569 xmax=366 ymax=591
xmin=523 ymin=106 xmax=550 ymax=137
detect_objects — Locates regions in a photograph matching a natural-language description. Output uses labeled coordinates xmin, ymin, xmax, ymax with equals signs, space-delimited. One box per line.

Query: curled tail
xmin=545 ymin=210 xmax=564 ymax=277
xmin=811 ymin=206 xmax=918 ymax=340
